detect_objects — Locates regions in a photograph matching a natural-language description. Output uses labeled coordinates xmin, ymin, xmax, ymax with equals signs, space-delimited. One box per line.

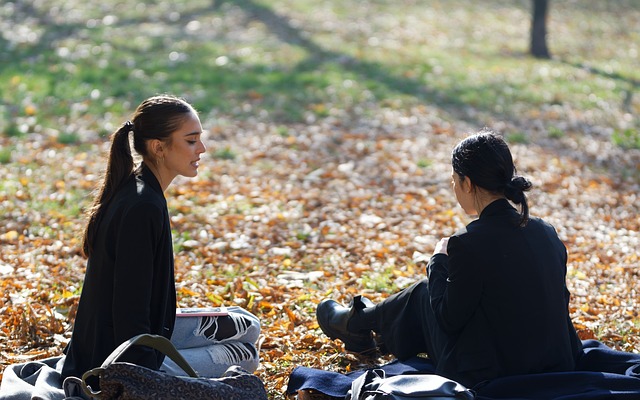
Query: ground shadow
xmin=220 ymin=0 xmax=639 ymax=180
xmin=5 ymin=0 xmax=637 ymax=180
xmin=217 ymin=0 xmax=485 ymax=125
xmin=558 ymin=59 xmax=638 ymax=112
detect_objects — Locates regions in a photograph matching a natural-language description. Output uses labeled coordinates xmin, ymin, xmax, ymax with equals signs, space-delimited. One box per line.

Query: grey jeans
xmin=161 ymin=306 xmax=261 ymax=378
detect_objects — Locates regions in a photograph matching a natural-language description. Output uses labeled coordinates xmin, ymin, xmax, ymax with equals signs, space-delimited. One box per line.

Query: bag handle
xmin=99 ymin=334 xmax=198 ymax=376
xmin=81 ymin=334 xmax=199 ymax=397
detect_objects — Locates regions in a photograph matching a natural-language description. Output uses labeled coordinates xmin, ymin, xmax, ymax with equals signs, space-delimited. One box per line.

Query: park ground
xmin=1 ymin=1 xmax=639 ymax=398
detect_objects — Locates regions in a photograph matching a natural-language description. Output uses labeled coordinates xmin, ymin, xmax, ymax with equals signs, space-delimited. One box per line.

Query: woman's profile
xmin=62 ymin=95 xmax=260 ymax=382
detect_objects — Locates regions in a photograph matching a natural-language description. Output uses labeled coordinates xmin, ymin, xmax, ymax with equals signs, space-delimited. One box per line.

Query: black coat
xmin=62 ymin=165 xmax=176 ymax=379
xmin=427 ymin=199 xmax=582 ymax=386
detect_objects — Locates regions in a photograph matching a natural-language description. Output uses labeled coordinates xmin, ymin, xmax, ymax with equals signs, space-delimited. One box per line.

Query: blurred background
xmin=1 ymin=0 xmax=638 ymax=142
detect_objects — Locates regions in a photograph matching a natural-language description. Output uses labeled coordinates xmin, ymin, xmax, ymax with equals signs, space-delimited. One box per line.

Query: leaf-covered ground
xmin=1 ymin=112 xmax=639 ymax=398
xmin=1 ymin=1 xmax=639 ymax=399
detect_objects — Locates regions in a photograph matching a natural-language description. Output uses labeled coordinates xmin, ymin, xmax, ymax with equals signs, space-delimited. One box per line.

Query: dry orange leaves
xmin=1 ymin=115 xmax=639 ymax=398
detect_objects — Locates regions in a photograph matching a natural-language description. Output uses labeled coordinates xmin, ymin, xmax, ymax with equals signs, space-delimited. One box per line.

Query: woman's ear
xmin=463 ymin=176 xmax=473 ymax=193
xmin=149 ymin=139 xmax=164 ymax=159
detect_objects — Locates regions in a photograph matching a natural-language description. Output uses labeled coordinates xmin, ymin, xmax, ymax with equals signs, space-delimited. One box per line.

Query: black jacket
xmin=62 ymin=165 xmax=176 ymax=379
xmin=427 ymin=199 xmax=582 ymax=386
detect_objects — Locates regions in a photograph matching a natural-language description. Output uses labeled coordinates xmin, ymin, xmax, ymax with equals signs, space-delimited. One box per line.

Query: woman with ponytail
xmin=60 ymin=95 xmax=260 ymax=383
xmin=316 ymin=129 xmax=582 ymax=387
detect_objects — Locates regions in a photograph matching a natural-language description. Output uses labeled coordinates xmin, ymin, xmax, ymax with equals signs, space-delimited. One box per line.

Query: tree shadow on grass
xmin=217 ymin=0 xmax=486 ymax=124
xmin=1 ymin=0 xmax=529 ymax=130
xmin=5 ymin=0 xmax=636 ymax=180
xmin=557 ymin=59 xmax=639 ymax=113
xmin=220 ymin=0 xmax=639 ymax=181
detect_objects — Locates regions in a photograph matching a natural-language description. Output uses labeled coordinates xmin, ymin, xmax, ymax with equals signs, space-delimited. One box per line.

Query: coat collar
xmin=138 ymin=163 xmax=164 ymax=197
xmin=478 ymin=198 xmax=516 ymax=219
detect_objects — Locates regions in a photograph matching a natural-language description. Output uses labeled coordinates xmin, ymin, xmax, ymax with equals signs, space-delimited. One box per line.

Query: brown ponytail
xmin=82 ymin=122 xmax=135 ymax=257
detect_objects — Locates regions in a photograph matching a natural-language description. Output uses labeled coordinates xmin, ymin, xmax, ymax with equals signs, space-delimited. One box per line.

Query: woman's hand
xmin=433 ymin=237 xmax=449 ymax=256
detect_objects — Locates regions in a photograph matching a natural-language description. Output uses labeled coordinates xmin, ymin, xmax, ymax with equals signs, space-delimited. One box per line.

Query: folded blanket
xmin=0 ymin=356 xmax=86 ymax=400
xmin=287 ymin=340 xmax=640 ymax=399
xmin=288 ymin=356 xmax=437 ymax=398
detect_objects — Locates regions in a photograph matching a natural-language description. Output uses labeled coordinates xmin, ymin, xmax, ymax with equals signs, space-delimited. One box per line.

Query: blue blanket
xmin=287 ymin=340 xmax=640 ymax=399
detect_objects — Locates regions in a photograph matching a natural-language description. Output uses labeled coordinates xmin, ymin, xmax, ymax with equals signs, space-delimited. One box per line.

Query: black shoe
xmin=316 ymin=295 xmax=376 ymax=353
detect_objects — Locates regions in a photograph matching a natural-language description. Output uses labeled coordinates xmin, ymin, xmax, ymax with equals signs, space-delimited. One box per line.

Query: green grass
xmin=361 ymin=264 xmax=402 ymax=293
xmin=0 ymin=146 xmax=13 ymax=164
xmin=212 ymin=146 xmax=238 ymax=160
xmin=506 ymin=131 xmax=529 ymax=144
xmin=1 ymin=0 xmax=638 ymax=140
xmin=612 ymin=128 xmax=640 ymax=150
xmin=417 ymin=158 xmax=432 ymax=169
xmin=57 ymin=132 xmax=81 ymax=145
xmin=548 ymin=126 xmax=565 ymax=139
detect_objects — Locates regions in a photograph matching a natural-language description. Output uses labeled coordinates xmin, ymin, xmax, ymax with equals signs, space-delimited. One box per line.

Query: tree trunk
xmin=530 ymin=0 xmax=551 ymax=59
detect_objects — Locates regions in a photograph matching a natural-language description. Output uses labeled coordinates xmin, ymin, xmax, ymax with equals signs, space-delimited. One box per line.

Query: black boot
xmin=316 ymin=295 xmax=376 ymax=353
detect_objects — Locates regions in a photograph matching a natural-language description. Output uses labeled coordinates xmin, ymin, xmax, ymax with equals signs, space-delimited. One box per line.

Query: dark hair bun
xmin=504 ymin=176 xmax=532 ymax=204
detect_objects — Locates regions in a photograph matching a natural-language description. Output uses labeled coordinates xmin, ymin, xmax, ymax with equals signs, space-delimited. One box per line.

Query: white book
xmin=176 ymin=306 xmax=229 ymax=317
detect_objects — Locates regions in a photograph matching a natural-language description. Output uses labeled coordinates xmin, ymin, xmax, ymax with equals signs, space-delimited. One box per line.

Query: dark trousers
xmin=372 ymin=279 xmax=448 ymax=364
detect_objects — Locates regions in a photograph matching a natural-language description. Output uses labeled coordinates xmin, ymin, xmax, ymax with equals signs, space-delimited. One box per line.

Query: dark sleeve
xmin=111 ymin=201 xmax=164 ymax=368
xmin=427 ymin=235 xmax=483 ymax=334
xmin=559 ymin=239 xmax=584 ymax=358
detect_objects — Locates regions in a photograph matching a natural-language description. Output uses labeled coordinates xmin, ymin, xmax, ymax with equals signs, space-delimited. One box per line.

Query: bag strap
xmin=100 ymin=334 xmax=198 ymax=376
xmin=81 ymin=334 xmax=199 ymax=397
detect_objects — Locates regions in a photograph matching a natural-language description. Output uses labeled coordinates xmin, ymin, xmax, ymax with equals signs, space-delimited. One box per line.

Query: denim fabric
xmin=162 ymin=306 xmax=261 ymax=378
xmin=161 ymin=341 xmax=260 ymax=378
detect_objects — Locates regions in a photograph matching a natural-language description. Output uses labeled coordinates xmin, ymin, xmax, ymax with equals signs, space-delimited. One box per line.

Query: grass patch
xmin=417 ymin=158 xmax=432 ymax=169
xmin=361 ymin=264 xmax=400 ymax=293
xmin=506 ymin=131 xmax=529 ymax=144
xmin=0 ymin=146 xmax=13 ymax=164
xmin=612 ymin=128 xmax=640 ymax=150
xmin=0 ymin=0 xmax=637 ymax=129
xmin=57 ymin=133 xmax=81 ymax=145
xmin=213 ymin=146 xmax=237 ymax=160
xmin=4 ymin=123 xmax=24 ymax=138
xmin=548 ymin=126 xmax=565 ymax=139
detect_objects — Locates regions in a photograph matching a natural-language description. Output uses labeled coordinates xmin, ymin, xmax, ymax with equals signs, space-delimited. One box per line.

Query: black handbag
xmin=80 ymin=334 xmax=267 ymax=400
xmin=348 ymin=369 xmax=475 ymax=400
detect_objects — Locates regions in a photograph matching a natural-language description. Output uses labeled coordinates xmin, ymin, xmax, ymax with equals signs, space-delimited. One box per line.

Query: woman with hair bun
xmin=61 ymin=95 xmax=260 ymax=383
xmin=316 ymin=129 xmax=582 ymax=387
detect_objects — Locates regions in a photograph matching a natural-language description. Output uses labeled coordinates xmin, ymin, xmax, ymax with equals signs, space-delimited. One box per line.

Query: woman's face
xmin=452 ymin=170 xmax=477 ymax=215
xmin=163 ymin=111 xmax=206 ymax=180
